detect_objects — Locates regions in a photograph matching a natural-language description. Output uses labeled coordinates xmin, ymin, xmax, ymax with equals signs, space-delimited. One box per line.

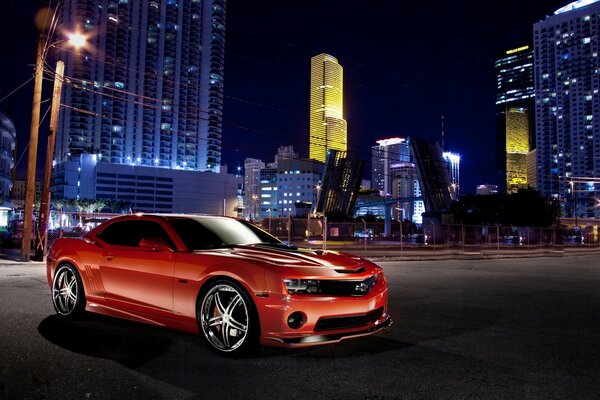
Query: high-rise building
xmin=369 ymin=137 xmax=461 ymax=224
xmin=495 ymin=45 xmax=535 ymax=193
xmin=534 ymin=0 xmax=600 ymax=218
xmin=476 ymin=184 xmax=499 ymax=196
xmin=0 ymin=111 xmax=16 ymax=209
xmin=274 ymin=145 xmax=298 ymax=164
xmin=371 ymin=138 xmax=411 ymax=196
xmin=244 ymin=147 xmax=323 ymax=220
xmin=244 ymin=158 xmax=265 ymax=220
xmin=309 ymin=54 xmax=347 ymax=162
xmin=57 ymin=0 xmax=225 ymax=172
xmin=277 ymin=157 xmax=323 ymax=218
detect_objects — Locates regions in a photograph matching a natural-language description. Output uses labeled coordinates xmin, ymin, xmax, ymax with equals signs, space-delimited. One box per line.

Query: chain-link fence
xmin=4 ymin=212 xmax=597 ymax=256
xmin=255 ymin=218 xmax=599 ymax=252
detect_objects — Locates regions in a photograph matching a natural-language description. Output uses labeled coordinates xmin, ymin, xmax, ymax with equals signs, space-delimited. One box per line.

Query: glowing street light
xmin=67 ymin=32 xmax=86 ymax=48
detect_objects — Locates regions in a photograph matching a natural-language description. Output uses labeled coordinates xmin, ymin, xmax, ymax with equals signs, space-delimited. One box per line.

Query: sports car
xmin=47 ymin=214 xmax=392 ymax=355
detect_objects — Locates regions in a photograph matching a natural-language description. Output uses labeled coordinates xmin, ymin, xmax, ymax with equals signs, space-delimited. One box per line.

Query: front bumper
xmin=256 ymin=274 xmax=390 ymax=348
xmin=264 ymin=314 xmax=392 ymax=346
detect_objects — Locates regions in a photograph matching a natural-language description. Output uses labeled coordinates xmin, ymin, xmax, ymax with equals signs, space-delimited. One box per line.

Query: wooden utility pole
xmin=21 ymin=35 xmax=45 ymax=262
xmin=35 ymin=60 xmax=64 ymax=260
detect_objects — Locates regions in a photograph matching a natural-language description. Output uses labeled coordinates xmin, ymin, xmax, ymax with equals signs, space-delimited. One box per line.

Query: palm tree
xmin=105 ymin=199 xmax=119 ymax=213
xmin=83 ymin=201 xmax=97 ymax=214
xmin=74 ymin=199 xmax=87 ymax=227
xmin=95 ymin=200 xmax=106 ymax=214
xmin=117 ymin=200 xmax=132 ymax=214
xmin=51 ymin=198 xmax=66 ymax=232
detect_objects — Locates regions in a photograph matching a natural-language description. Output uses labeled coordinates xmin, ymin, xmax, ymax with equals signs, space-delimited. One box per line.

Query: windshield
xmin=167 ymin=217 xmax=281 ymax=250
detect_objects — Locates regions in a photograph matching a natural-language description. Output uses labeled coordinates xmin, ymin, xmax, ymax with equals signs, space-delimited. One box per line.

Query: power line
xmin=0 ymin=76 xmax=35 ymax=104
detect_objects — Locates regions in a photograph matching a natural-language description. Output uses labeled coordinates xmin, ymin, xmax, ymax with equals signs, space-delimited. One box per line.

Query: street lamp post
xmin=251 ymin=194 xmax=258 ymax=222
xmin=570 ymin=180 xmax=578 ymax=228
xmin=313 ymin=184 xmax=321 ymax=216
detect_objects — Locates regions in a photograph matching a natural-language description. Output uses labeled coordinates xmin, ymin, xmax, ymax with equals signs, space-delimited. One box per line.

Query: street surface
xmin=0 ymin=254 xmax=599 ymax=399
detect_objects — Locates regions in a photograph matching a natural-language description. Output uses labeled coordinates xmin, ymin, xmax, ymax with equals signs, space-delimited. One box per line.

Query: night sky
xmin=0 ymin=0 xmax=569 ymax=193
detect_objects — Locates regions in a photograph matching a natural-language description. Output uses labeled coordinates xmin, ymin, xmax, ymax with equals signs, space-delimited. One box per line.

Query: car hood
xmin=212 ymin=244 xmax=370 ymax=273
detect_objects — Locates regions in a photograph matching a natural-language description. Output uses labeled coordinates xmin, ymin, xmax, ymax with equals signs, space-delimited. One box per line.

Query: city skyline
xmin=0 ymin=0 xmax=572 ymax=194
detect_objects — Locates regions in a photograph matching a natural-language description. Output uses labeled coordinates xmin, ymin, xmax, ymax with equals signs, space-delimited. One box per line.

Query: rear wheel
xmin=52 ymin=264 xmax=86 ymax=317
xmin=197 ymin=279 xmax=258 ymax=356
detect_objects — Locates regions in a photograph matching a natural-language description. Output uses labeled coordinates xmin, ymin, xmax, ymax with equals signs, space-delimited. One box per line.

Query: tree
xmin=451 ymin=188 xmax=560 ymax=227
xmin=51 ymin=198 xmax=66 ymax=230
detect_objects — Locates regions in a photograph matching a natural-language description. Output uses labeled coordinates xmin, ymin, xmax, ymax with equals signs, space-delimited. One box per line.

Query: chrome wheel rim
xmin=52 ymin=266 xmax=78 ymax=315
xmin=200 ymin=284 xmax=249 ymax=352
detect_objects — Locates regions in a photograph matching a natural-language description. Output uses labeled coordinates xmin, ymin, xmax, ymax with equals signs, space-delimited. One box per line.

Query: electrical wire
xmin=0 ymin=76 xmax=35 ymax=104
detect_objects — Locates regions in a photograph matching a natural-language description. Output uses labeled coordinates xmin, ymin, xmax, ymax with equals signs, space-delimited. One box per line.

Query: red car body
xmin=47 ymin=214 xmax=391 ymax=354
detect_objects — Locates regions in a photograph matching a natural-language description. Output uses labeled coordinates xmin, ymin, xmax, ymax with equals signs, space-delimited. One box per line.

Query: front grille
xmin=314 ymin=307 xmax=384 ymax=332
xmin=318 ymin=274 xmax=378 ymax=297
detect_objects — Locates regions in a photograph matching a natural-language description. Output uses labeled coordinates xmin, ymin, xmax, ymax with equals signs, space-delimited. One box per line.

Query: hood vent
xmin=334 ymin=267 xmax=365 ymax=274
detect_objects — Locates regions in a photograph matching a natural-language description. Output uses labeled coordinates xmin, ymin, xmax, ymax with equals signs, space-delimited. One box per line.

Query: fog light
xmin=287 ymin=311 xmax=305 ymax=329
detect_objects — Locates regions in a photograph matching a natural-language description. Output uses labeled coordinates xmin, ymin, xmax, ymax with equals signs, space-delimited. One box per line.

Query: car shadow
xmin=37 ymin=308 xmax=497 ymax=397
xmin=38 ymin=313 xmax=175 ymax=369
xmin=38 ymin=312 xmax=409 ymax=365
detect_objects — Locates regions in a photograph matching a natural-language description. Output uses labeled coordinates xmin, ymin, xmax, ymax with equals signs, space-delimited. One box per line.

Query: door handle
xmin=105 ymin=253 xmax=115 ymax=261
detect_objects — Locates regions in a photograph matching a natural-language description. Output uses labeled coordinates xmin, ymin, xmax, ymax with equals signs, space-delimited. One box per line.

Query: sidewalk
xmin=0 ymin=248 xmax=43 ymax=264
xmin=3 ymin=243 xmax=600 ymax=264
xmin=302 ymin=241 xmax=600 ymax=261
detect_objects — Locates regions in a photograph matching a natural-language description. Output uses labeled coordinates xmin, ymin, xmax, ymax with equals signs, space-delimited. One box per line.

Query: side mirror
xmin=139 ymin=237 xmax=172 ymax=252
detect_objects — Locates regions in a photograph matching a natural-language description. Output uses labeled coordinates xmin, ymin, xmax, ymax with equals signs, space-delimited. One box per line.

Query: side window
xmin=168 ymin=218 xmax=223 ymax=250
xmin=96 ymin=220 xmax=175 ymax=249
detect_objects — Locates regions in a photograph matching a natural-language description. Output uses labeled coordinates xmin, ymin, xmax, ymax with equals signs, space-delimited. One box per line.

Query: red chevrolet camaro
xmin=47 ymin=214 xmax=392 ymax=355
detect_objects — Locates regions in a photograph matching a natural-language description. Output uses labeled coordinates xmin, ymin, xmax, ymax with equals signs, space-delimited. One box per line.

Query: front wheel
xmin=52 ymin=264 xmax=86 ymax=317
xmin=197 ymin=280 xmax=259 ymax=356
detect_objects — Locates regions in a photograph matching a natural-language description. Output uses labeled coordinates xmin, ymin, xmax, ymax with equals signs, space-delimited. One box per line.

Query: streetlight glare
xmin=67 ymin=32 xmax=86 ymax=48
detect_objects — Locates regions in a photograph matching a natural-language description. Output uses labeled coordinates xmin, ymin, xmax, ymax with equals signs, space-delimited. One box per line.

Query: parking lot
xmin=1 ymin=254 xmax=599 ymax=399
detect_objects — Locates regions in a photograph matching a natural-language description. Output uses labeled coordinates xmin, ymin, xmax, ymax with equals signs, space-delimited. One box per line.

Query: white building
xmin=534 ymin=0 xmax=600 ymax=217
xmin=51 ymin=154 xmax=241 ymax=216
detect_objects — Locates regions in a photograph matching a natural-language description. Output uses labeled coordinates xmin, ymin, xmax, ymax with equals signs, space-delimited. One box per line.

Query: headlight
xmin=283 ymin=278 xmax=320 ymax=294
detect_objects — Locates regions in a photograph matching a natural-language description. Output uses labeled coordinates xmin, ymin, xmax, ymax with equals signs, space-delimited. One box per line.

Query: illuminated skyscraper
xmin=57 ymin=0 xmax=226 ymax=172
xmin=309 ymin=54 xmax=347 ymax=162
xmin=495 ymin=45 xmax=534 ymax=193
xmin=534 ymin=0 xmax=600 ymax=218
xmin=0 ymin=111 xmax=16 ymax=211
xmin=371 ymin=138 xmax=411 ymax=196
xmin=50 ymin=0 xmax=239 ymax=214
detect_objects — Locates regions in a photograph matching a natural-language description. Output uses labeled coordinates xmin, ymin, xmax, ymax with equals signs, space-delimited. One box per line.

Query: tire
xmin=51 ymin=264 xmax=86 ymax=318
xmin=197 ymin=279 xmax=259 ymax=356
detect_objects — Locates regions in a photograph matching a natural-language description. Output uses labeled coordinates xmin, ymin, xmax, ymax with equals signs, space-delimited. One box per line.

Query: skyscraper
xmin=48 ymin=0 xmax=239 ymax=214
xmin=495 ymin=45 xmax=535 ymax=193
xmin=244 ymin=147 xmax=323 ymax=220
xmin=371 ymin=137 xmax=411 ymax=196
xmin=243 ymin=158 xmax=265 ymax=220
xmin=309 ymin=53 xmax=347 ymax=162
xmin=534 ymin=0 xmax=600 ymax=218
xmin=57 ymin=0 xmax=225 ymax=172
xmin=0 ymin=111 xmax=16 ymax=213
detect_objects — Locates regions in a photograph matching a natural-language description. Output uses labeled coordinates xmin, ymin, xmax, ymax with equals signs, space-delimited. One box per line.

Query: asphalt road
xmin=0 ymin=255 xmax=599 ymax=399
